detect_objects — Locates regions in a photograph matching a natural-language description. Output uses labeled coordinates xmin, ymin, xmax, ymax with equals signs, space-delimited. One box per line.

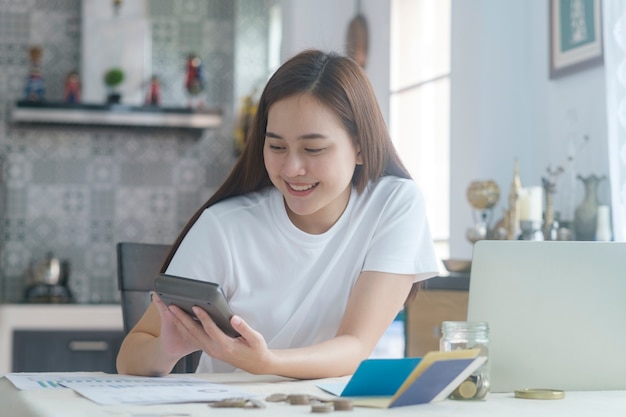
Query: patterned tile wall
xmin=0 ymin=0 xmax=275 ymax=303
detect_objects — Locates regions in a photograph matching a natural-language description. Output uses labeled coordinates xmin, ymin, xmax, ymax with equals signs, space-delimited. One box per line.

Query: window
xmin=390 ymin=0 xmax=451 ymax=259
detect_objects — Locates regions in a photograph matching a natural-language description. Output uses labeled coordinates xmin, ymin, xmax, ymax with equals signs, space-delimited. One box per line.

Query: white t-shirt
xmin=166 ymin=176 xmax=439 ymax=372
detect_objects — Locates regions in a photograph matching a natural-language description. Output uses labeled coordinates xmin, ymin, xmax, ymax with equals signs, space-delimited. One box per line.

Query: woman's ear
xmin=356 ymin=146 xmax=364 ymax=165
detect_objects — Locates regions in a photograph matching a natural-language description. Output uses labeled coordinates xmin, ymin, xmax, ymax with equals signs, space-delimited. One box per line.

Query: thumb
xmin=230 ymin=315 xmax=252 ymax=338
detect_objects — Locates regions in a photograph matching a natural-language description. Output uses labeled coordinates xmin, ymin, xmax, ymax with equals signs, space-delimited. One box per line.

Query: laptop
xmin=467 ymin=240 xmax=626 ymax=392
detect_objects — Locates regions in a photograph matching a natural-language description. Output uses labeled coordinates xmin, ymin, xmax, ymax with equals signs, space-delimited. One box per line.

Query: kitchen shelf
xmin=9 ymin=100 xmax=222 ymax=130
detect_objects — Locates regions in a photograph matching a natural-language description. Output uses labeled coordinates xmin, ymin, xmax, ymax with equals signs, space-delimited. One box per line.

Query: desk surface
xmin=2 ymin=372 xmax=626 ymax=417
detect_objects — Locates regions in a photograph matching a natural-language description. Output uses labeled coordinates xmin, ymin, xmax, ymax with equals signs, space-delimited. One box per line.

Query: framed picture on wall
xmin=550 ymin=0 xmax=603 ymax=79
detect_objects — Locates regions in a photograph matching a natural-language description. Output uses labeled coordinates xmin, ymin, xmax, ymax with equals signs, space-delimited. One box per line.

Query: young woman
xmin=116 ymin=49 xmax=438 ymax=378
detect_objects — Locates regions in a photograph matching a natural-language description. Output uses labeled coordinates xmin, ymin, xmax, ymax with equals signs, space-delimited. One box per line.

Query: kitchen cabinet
xmin=0 ymin=304 xmax=123 ymax=373
xmin=12 ymin=330 xmax=124 ymax=373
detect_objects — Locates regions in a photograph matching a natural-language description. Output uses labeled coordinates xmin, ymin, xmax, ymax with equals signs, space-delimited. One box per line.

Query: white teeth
xmin=289 ymin=183 xmax=316 ymax=191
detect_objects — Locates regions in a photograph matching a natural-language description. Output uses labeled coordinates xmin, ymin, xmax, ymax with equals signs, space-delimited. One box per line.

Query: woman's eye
xmin=268 ymin=144 xmax=285 ymax=151
xmin=305 ymin=148 xmax=324 ymax=154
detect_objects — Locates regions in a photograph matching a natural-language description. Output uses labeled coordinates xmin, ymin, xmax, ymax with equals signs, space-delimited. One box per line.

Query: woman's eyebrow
xmin=300 ymin=133 xmax=328 ymax=140
xmin=265 ymin=131 xmax=328 ymax=140
xmin=265 ymin=131 xmax=282 ymax=139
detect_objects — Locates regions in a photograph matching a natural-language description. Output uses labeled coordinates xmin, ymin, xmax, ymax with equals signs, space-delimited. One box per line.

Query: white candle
xmin=596 ymin=205 xmax=612 ymax=241
xmin=527 ymin=186 xmax=543 ymax=222
xmin=518 ymin=188 xmax=531 ymax=221
xmin=519 ymin=187 xmax=543 ymax=222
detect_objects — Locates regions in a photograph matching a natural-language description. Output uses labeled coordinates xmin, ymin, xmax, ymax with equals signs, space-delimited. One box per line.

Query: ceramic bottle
xmin=573 ymin=174 xmax=605 ymax=240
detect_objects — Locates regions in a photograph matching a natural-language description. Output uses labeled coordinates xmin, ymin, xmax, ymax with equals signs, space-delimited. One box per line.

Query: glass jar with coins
xmin=440 ymin=321 xmax=490 ymax=400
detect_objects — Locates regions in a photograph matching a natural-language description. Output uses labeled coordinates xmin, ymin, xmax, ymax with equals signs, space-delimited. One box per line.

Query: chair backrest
xmin=116 ymin=241 xmax=200 ymax=373
xmin=117 ymin=242 xmax=170 ymax=333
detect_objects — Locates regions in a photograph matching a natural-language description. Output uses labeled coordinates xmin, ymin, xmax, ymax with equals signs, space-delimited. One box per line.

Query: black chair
xmin=116 ymin=241 xmax=200 ymax=373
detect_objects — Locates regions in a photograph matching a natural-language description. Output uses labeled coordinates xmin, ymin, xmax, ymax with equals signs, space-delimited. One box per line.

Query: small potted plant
xmin=104 ymin=67 xmax=125 ymax=104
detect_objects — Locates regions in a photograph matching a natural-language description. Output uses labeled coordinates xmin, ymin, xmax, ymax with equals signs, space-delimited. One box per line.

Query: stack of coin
xmin=311 ymin=403 xmax=333 ymax=413
xmin=333 ymin=399 xmax=354 ymax=411
xmin=288 ymin=394 xmax=311 ymax=405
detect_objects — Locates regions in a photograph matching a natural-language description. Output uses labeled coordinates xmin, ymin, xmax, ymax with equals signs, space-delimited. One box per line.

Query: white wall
xmin=450 ymin=0 xmax=609 ymax=258
xmin=279 ymin=0 xmax=390 ymax=121
xmin=82 ymin=0 xmax=151 ymax=105
xmin=280 ymin=0 xmax=610 ymax=259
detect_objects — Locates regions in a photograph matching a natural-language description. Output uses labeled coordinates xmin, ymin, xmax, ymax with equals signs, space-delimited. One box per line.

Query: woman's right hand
xmin=151 ymin=292 xmax=201 ymax=361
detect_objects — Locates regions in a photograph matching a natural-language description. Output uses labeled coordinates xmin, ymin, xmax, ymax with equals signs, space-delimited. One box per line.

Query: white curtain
xmin=604 ymin=0 xmax=626 ymax=241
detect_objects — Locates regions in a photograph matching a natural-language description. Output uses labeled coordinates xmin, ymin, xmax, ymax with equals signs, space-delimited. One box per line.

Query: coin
xmin=288 ymin=394 xmax=311 ymax=405
xmin=333 ymin=399 xmax=354 ymax=411
xmin=456 ymin=380 xmax=478 ymax=399
xmin=450 ymin=376 xmax=479 ymax=400
xmin=514 ymin=388 xmax=565 ymax=400
xmin=209 ymin=397 xmax=249 ymax=408
xmin=311 ymin=403 xmax=333 ymax=413
xmin=266 ymin=393 xmax=288 ymax=402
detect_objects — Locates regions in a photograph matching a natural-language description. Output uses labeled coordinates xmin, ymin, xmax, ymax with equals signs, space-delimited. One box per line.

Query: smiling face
xmin=263 ymin=93 xmax=362 ymax=234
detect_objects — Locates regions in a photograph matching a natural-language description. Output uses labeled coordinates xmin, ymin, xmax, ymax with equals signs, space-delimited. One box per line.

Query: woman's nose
xmin=282 ymin=151 xmax=306 ymax=177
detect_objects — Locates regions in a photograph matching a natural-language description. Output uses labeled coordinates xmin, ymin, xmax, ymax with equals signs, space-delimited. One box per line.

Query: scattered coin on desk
xmin=311 ymin=403 xmax=333 ymax=413
xmin=265 ymin=393 xmax=288 ymax=402
xmin=263 ymin=392 xmax=353 ymax=411
xmin=514 ymin=388 xmax=565 ymax=400
xmin=209 ymin=397 xmax=266 ymax=408
xmin=332 ymin=399 xmax=354 ymax=411
xmin=288 ymin=393 xmax=311 ymax=405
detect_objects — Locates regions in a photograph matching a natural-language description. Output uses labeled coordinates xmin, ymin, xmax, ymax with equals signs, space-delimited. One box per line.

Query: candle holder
xmin=520 ymin=220 xmax=544 ymax=241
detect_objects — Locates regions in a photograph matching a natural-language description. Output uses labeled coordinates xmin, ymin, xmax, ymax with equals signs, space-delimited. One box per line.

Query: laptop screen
xmin=467 ymin=240 xmax=626 ymax=392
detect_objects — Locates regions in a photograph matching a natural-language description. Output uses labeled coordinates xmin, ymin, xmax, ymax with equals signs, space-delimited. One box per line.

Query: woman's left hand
xmin=170 ymin=305 xmax=274 ymax=374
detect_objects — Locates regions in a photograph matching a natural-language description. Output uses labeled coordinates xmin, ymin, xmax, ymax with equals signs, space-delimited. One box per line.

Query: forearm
xmin=238 ymin=272 xmax=413 ymax=379
xmin=116 ymin=332 xmax=181 ymax=376
xmin=259 ymin=272 xmax=413 ymax=379
xmin=264 ymin=334 xmax=370 ymax=379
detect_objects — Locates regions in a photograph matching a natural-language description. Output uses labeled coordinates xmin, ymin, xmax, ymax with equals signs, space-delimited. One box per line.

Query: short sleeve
xmin=165 ymin=209 xmax=234 ymax=291
xmin=362 ymin=180 xmax=439 ymax=282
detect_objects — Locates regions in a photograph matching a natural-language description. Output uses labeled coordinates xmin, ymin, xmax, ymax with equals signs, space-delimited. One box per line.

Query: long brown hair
xmin=161 ymin=49 xmax=419 ymax=300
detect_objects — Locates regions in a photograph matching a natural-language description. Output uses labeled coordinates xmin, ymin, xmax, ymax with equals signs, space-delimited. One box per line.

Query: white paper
xmin=6 ymin=372 xmax=104 ymax=390
xmin=5 ymin=373 xmax=254 ymax=405
xmin=316 ymin=382 xmax=346 ymax=396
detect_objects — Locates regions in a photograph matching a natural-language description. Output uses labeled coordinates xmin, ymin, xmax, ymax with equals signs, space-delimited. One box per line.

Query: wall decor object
xmin=550 ymin=0 xmax=604 ymax=79
xmin=346 ymin=14 xmax=368 ymax=69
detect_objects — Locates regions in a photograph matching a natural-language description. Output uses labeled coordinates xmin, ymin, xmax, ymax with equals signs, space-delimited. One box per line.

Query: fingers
xmin=152 ymin=293 xmax=190 ymax=325
xmin=191 ymin=306 xmax=225 ymax=336
xmin=189 ymin=308 xmax=248 ymax=343
xmin=184 ymin=310 xmax=270 ymax=373
xmin=151 ymin=292 xmax=175 ymax=319
xmin=230 ymin=315 xmax=252 ymax=339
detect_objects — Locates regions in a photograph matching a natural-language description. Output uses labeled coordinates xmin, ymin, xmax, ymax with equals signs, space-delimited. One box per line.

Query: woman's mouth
xmin=286 ymin=181 xmax=319 ymax=193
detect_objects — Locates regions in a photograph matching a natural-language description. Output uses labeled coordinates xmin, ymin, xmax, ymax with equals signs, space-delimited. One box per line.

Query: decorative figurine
xmin=145 ymin=75 xmax=161 ymax=106
xmin=103 ymin=67 xmax=125 ymax=104
xmin=574 ymin=174 xmax=606 ymax=241
xmin=346 ymin=14 xmax=369 ymax=68
xmin=64 ymin=70 xmax=81 ymax=103
xmin=465 ymin=180 xmax=500 ymax=244
xmin=185 ymin=53 xmax=204 ymax=108
xmin=504 ymin=158 xmax=522 ymax=240
xmin=24 ymin=46 xmax=45 ymax=102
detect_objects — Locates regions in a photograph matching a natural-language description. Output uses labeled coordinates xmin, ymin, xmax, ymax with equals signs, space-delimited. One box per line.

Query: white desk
xmin=2 ymin=372 xmax=626 ymax=417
